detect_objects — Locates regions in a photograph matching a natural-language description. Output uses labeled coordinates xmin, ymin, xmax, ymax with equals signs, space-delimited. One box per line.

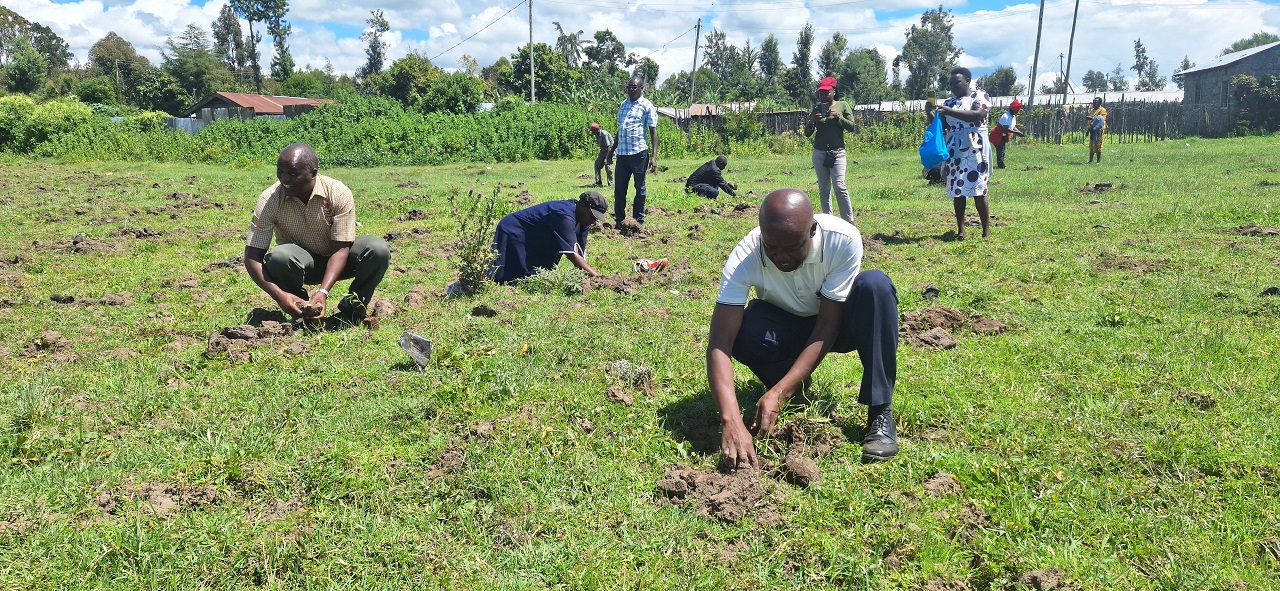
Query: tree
xmin=212 ymin=4 xmax=247 ymax=72
xmin=583 ymin=29 xmax=626 ymax=75
xmin=816 ymin=32 xmax=847 ymax=78
xmin=634 ymin=57 xmax=659 ymax=87
xmin=1039 ymin=73 xmax=1067 ymax=95
xmin=900 ymin=6 xmax=962 ymax=100
xmin=1221 ymin=32 xmax=1280 ymax=56
xmin=0 ymin=8 xmax=71 ymax=71
xmin=552 ymin=22 xmax=589 ymax=68
xmin=269 ymin=20 xmax=294 ymax=81
xmin=1131 ymin=39 xmax=1165 ymax=91
xmin=380 ymin=52 xmax=442 ymax=107
xmin=701 ymin=29 xmax=735 ymax=80
xmin=131 ymin=66 xmax=187 ymax=114
xmin=3 ymin=37 xmax=46 ymax=93
xmin=836 ymin=47 xmax=888 ymax=105
xmin=459 ymin=54 xmax=481 ymax=76
xmin=499 ymin=43 xmax=580 ymax=102
xmin=280 ymin=67 xmax=332 ymax=98
xmin=230 ymin=0 xmax=288 ymax=92
xmin=74 ymin=76 xmax=120 ymax=104
xmin=421 ymin=71 xmax=485 ymax=114
xmin=1130 ymin=38 xmax=1150 ymax=79
xmin=759 ymin=34 xmax=783 ymax=84
xmin=1172 ymin=56 xmax=1195 ymax=90
xmin=480 ymin=56 xmax=511 ymax=89
xmin=976 ymin=65 xmax=1020 ymax=97
xmin=1109 ymin=64 xmax=1128 ymax=91
xmin=782 ymin=22 xmax=815 ymax=104
xmin=162 ymin=23 xmax=234 ymax=103
xmin=357 ymin=9 xmax=390 ymax=82
xmin=1082 ymin=69 xmax=1108 ymax=92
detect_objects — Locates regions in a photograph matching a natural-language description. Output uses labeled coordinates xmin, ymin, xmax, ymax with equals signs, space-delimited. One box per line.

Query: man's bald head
xmin=759 ymin=189 xmax=817 ymax=273
xmin=279 ymin=143 xmax=318 ymax=172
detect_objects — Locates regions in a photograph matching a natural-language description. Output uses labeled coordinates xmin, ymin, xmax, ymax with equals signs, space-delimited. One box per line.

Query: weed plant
xmin=447 ymin=187 xmax=506 ymax=295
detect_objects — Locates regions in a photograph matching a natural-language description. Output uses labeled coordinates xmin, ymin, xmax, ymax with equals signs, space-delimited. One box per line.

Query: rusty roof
xmin=184 ymin=92 xmax=334 ymax=116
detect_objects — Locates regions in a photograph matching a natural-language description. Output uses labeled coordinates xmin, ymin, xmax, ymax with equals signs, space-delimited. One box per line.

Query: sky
xmin=5 ymin=0 xmax=1280 ymax=93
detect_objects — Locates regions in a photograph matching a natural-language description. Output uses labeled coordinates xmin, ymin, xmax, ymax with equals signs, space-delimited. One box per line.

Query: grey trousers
xmin=263 ymin=235 xmax=391 ymax=305
xmin=812 ymin=148 xmax=852 ymax=223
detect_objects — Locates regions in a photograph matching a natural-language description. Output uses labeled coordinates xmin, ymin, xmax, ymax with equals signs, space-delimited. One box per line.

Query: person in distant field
xmin=490 ymin=191 xmax=607 ymax=283
xmin=989 ymin=99 xmax=1025 ymax=169
xmin=685 ymin=155 xmax=737 ymax=199
xmin=1087 ymin=97 xmax=1108 ymax=164
xmin=244 ymin=143 xmax=390 ymax=324
xmin=609 ymin=75 xmax=658 ymax=226
xmin=706 ymin=188 xmax=900 ymax=470
xmin=804 ymin=76 xmax=857 ymax=223
xmin=936 ymin=67 xmax=993 ymax=240
xmin=590 ymin=123 xmax=614 ymax=187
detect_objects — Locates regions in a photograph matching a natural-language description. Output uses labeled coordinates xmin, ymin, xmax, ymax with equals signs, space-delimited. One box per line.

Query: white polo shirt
xmin=716 ymin=214 xmax=863 ymax=317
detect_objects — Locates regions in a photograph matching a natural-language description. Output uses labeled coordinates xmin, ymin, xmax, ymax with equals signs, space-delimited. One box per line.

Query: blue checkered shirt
xmin=615 ymin=96 xmax=657 ymax=156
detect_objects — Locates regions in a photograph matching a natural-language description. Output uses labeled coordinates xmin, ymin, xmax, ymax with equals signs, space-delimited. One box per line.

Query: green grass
xmin=1 ymin=137 xmax=1279 ymax=589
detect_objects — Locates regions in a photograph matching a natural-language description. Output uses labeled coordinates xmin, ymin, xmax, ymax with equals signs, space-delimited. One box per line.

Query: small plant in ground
xmin=446 ymin=187 xmax=504 ymax=295
xmin=514 ymin=264 xmax=586 ymax=296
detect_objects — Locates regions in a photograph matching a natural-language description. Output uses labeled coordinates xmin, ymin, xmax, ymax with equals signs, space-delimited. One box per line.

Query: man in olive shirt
xmin=804 ymin=76 xmax=858 ymax=223
xmin=244 ymin=143 xmax=391 ymax=323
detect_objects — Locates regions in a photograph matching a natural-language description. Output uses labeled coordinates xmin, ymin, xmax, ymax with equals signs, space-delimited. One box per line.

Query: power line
xmin=430 ymin=1 xmax=526 ymax=62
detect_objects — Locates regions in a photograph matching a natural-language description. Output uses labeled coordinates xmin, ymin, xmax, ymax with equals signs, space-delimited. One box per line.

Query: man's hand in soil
xmin=277 ymin=293 xmax=307 ymax=318
xmin=751 ymin=388 xmax=789 ymax=437
xmin=304 ymin=291 xmax=328 ymax=317
xmin=721 ymin=418 xmax=758 ymax=471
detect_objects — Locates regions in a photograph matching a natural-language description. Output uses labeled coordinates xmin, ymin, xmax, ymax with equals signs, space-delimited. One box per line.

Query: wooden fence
xmin=1010 ymin=101 xmax=1233 ymax=144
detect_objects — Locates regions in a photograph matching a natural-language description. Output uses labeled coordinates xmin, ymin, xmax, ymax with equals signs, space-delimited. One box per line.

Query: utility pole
xmin=689 ymin=18 xmax=702 ymax=107
xmin=1063 ymin=0 xmax=1081 ymax=102
xmin=529 ymin=0 xmax=535 ymax=104
xmin=1028 ymin=0 xmax=1046 ymax=108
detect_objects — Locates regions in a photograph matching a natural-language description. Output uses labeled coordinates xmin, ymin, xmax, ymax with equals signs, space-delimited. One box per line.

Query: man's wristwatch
xmin=316 ymin=288 xmax=329 ymax=297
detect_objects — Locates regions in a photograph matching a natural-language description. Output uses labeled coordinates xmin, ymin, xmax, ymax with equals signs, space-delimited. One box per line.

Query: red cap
xmin=1010 ymin=99 xmax=1023 ymax=111
xmin=817 ymin=77 xmax=837 ymax=91
xmin=589 ymin=123 xmax=600 ymax=131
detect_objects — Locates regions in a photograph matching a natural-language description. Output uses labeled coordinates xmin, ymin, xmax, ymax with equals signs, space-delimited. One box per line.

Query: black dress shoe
xmin=862 ymin=405 xmax=899 ymax=462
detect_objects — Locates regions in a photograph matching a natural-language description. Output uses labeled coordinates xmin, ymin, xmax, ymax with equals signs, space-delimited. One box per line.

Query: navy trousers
xmin=613 ymin=150 xmax=649 ymax=224
xmin=731 ymin=270 xmax=898 ymax=406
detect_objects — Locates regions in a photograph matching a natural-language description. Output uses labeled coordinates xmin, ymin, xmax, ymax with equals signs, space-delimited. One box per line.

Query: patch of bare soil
xmin=404 ymin=285 xmax=427 ymax=308
xmin=574 ymin=417 xmax=595 ymax=433
xmin=20 ymin=331 xmax=72 ymax=359
xmin=94 ymin=482 xmax=219 ymax=517
xmin=396 ymin=181 xmax=422 ymax=188
xmin=248 ymin=499 xmax=305 ymax=525
xmin=1079 ymin=182 xmax=1113 ymax=194
xmin=922 ymin=472 xmax=963 ymax=497
xmin=617 ymin=218 xmax=646 ymax=238
xmin=202 ymin=254 xmax=244 ymax=272
xmin=1233 ymin=224 xmax=1280 ymax=236
xmin=0 ymin=253 xmax=23 ymax=267
xmin=1094 ymin=254 xmax=1167 ymax=274
xmin=754 ymin=177 xmax=775 ymax=183
xmin=398 ymin=209 xmax=429 ymax=221
xmin=205 ymin=321 xmax=297 ymax=362
xmin=108 ymin=347 xmax=138 ymax=361
xmin=471 ymin=304 xmax=497 ymax=317
xmin=0 ymin=514 xmax=37 ymax=535
xmin=771 ymin=417 xmax=845 ymax=458
xmin=587 ymin=274 xmax=640 ymax=295
xmin=730 ymin=202 xmax=753 ymax=216
xmin=112 ymin=227 xmax=161 ymax=239
xmin=512 ymin=190 xmax=534 ymax=206
xmin=900 ymin=305 xmax=1008 ymax=349
xmin=37 ymin=234 xmax=124 ymax=255
xmin=1022 ymin=165 xmax=1045 ymax=171
xmin=427 ymin=445 xmax=465 ymax=477
xmin=669 ymin=176 xmax=687 ymax=183
xmin=361 ymin=297 xmax=398 ymax=330
xmin=605 ymin=384 xmax=634 ymax=405
xmin=1018 ymin=568 xmax=1073 ymax=590
xmin=385 ymin=227 xmax=431 ymax=241
xmin=656 ymin=465 xmax=770 ymax=523
xmin=161 ymin=335 xmax=202 ymax=352
xmin=921 ymin=576 xmax=972 ymax=591
xmin=146 ymin=192 xmax=227 ymax=219
xmin=1174 ymin=388 xmax=1217 ymax=410
xmin=956 ymin=500 xmax=989 ymax=541
xmin=577 ymin=173 xmax=593 ymax=180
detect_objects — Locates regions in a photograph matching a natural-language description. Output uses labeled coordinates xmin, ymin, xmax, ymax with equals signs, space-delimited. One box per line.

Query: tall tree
xmin=357 ymin=9 xmax=390 ymax=82
xmin=1131 ymin=39 xmax=1166 ymax=91
xmin=634 ymin=57 xmax=659 ymax=87
xmin=1172 ymin=56 xmax=1195 ymax=90
xmin=1220 ymin=31 xmax=1280 ymax=56
xmin=229 ymin=0 xmax=288 ymax=92
xmin=1082 ymin=69 xmax=1108 ymax=92
xmin=975 ymin=65 xmax=1020 ymax=97
xmin=379 ymin=52 xmax=441 ymax=107
xmin=162 ymin=23 xmax=233 ymax=102
xmin=583 ymin=29 xmax=625 ymax=75
xmin=900 ymin=5 xmax=961 ymax=100
xmin=1108 ymin=64 xmax=1128 ymax=91
xmin=552 ymin=22 xmax=589 ymax=68
xmin=782 ymin=22 xmax=815 ymax=104
xmin=499 ymin=43 xmax=579 ymax=102
xmin=836 ymin=47 xmax=888 ymax=105
xmin=702 ymin=29 xmax=734 ymax=80
xmin=212 ymin=4 xmax=247 ymax=72
xmin=1039 ymin=73 xmax=1067 ymax=95
xmin=269 ymin=19 xmax=294 ymax=81
xmin=758 ymin=34 xmax=783 ymax=84
xmin=3 ymin=37 xmax=46 ymax=93
xmin=0 ymin=7 xmax=71 ymax=71
xmin=816 ymin=32 xmax=847 ymax=78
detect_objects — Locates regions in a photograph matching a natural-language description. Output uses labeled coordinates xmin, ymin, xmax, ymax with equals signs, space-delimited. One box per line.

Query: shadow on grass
xmin=868 ymin=231 xmax=956 ymax=245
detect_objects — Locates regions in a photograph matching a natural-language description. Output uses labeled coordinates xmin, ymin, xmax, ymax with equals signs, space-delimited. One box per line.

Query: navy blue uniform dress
xmin=491 ymin=200 xmax=589 ymax=283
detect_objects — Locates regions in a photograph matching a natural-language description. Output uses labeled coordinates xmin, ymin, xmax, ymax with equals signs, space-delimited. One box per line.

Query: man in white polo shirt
xmin=706 ymin=188 xmax=899 ymax=469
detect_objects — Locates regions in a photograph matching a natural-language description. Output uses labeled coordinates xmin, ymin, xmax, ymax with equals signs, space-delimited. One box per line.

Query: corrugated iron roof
xmin=185 ymin=92 xmax=334 ymax=116
xmin=1176 ymin=41 xmax=1280 ymax=77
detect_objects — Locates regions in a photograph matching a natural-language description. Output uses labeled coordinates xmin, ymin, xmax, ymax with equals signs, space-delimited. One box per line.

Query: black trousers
xmin=263 ymin=235 xmax=391 ymax=305
xmin=995 ymin=143 xmax=1008 ymax=168
xmin=613 ymin=150 xmax=649 ymax=224
xmin=731 ymin=270 xmax=898 ymax=406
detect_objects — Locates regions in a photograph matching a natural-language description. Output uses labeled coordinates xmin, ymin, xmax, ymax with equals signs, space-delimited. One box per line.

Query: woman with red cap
xmin=804 ymin=76 xmax=857 ymax=223
xmin=989 ymin=99 xmax=1025 ymax=169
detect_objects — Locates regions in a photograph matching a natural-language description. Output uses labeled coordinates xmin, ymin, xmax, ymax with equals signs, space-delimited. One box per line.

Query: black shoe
xmin=336 ymin=295 xmax=367 ymax=326
xmin=862 ymin=405 xmax=899 ymax=462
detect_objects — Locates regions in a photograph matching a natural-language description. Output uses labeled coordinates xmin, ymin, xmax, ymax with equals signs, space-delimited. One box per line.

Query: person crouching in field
xmin=936 ymin=67 xmax=993 ymax=240
xmin=490 ymin=191 xmax=607 ymax=283
xmin=685 ymin=155 xmax=737 ymax=199
xmin=244 ymin=143 xmax=390 ymax=325
xmin=1088 ymin=97 xmax=1108 ymax=164
xmin=707 ymin=189 xmax=900 ymax=469
xmin=989 ymin=99 xmax=1025 ymax=169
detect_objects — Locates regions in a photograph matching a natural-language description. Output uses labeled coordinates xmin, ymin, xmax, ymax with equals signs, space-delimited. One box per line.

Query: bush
xmin=446 ymin=187 xmax=507 ymax=295
xmin=515 ymin=265 xmax=586 ymax=296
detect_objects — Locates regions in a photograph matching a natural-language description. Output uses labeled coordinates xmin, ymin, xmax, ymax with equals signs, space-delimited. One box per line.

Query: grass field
xmin=1 ymin=136 xmax=1278 ymax=590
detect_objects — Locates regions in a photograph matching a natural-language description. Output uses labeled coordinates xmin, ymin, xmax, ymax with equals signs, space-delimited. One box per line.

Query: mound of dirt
xmin=1233 ymin=224 xmax=1280 ymax=236
xmin=617 ymin=218 xmax=646 ymax=238
xmin=1079 ymin=182 xmax=1113 ymax=194
xmin=782 ymin=453 xmax=821 ymax=487
xmin=669 ymin=176 xmax=687 ymax=183
xmin=205 ymin=320 xmax=297 ymax=362
xmin=587 ymin=274 xmax=639 ymax=295
xmin=94 ymin=482 xmax=219 ymax=517
xmin=513 ymin=190 xmax=533 ymax=206
xmin=605 ymin=384 xmax=634 ymax=405
xmin=20 ymin=330 xmax=71 ymax=358
xmin=202 ymin=255 xmax=244 ymax=272
xmin=773 ymin=417 xmax=844 ymax=458
xmin=471 ymin=304 xmax=498 ymax=317
xmin=922 ymin=472 xmax=963 ymax=496
xmin=900 ymin=305 xmax=1008 ymax=349
xmin=909 ymin=327 xmax=957 ymax=349
xmin=656 ymin=465 xmax=768 ymax=523
xmin=1018 ymin=568 xmax=1073 ymax=590
xmin=404 ymin=286 xmax=427 ymax=308
xmin=398 ymin=209 xmax=429 ymax=221
xmin=921 ymin=577 xmax=972 ymax=591
xmin=361 ymin=297 xmax=399 ymax=329
xmin=1094 ymin=254 xmax=1167 ymax=274
xmin=396 ymin=181 xmax=422 ymax=188
xmin=1174 ymin=388 xmax=1217 ymax=410
xmin=112 ymin=227 xmax=161 ymax=239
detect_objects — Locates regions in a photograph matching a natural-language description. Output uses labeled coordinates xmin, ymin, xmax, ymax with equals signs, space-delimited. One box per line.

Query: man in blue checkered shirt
xmin=607 ymin=74 xmax=659 ymax=226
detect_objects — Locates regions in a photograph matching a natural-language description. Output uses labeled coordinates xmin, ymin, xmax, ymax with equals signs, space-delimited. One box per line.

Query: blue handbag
xmin=919 ymin=115 xmax=949 ymax=170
